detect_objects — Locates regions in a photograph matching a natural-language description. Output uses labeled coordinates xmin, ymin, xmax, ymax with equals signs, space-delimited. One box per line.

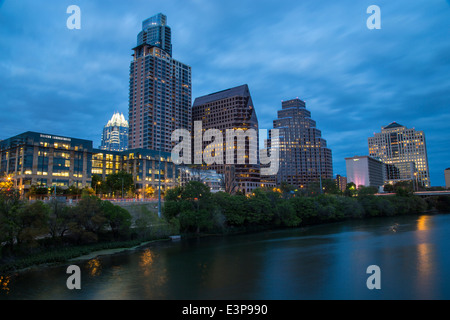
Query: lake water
xmin=2 ymin=213 xmax=450 ymax=300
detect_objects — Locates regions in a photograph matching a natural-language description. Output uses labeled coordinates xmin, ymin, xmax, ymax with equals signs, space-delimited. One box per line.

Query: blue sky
xmin=0 ymin=0 xmax=449 ymax=186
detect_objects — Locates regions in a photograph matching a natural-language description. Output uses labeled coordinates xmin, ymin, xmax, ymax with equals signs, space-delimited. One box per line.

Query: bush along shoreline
xmin=163 ymin=181 xmax=450 ymax=235
xmin=0 ymin=193 xmax=177 ymax=274
xmin=1 ymin=182 xmax=450 ymax=273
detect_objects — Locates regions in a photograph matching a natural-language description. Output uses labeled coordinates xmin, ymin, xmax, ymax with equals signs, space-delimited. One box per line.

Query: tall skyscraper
xmin=368 ymin=122 xmax=430 ymax=187
xmin=192 ymin=84 xmax=260 ymax=194
xmin=272 ymin=98 xmax=333 ymax=187
xmin=129 ymin=13 xmax=192 ymax=153
xmin=100 ymin=112 xmax=129 ymax=152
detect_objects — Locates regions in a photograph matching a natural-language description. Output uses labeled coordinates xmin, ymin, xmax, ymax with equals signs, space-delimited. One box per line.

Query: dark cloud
xmin=0 ymin=0 xmax=449 ymax=185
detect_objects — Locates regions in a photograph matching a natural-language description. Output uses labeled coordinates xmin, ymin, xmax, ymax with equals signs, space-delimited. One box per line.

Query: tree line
xmin=0 ymin=190 xmax=174 ymax=262
xmin=164 ymin=181 xmax=450 ymax=234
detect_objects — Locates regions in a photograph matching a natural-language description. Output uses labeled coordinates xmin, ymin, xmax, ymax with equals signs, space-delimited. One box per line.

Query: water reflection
xmin=417 ymin=215 xmax=431 ymax=231
xmin=2 ymin=214 xmax=450 ymax=300
xmin=87 ymin=258 xmax=102 ymax=277
xmin=138 ymin=248 xmax=167 ymax=297
xmin=0 ymin=275 xmax=10 ymax=295
xmin=415 ymin=215 xmax=435 ymax=299
xmin=139 ymin=249 xmax=154 ymax=270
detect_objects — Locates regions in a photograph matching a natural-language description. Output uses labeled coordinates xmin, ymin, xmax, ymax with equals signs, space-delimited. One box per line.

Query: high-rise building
xmin=368 ymin=122 xmax=430 ymax=187
xmin=100 ymin=112 xmax=129 ymax=152
xmin=335 ymin=174 xmax=347 ymax=192
xmin=345 ymin=155 xmax=385 ymax=189
xmin=272 ymin=98 xmax=333 ymax=188
xmin=129 ymin=13 xmax=192 ymax=153
xmin=192 ymin=84 xmax=260 ymax=194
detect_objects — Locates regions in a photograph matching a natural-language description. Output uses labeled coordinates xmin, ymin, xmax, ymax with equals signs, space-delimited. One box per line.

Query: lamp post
xmin=158 ymin=148 xmax=162 ymax=218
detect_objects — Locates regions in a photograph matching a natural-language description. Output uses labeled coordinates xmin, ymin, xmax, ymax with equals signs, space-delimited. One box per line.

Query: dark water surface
xmin=2 ymin=213 xmax=450 ymax=300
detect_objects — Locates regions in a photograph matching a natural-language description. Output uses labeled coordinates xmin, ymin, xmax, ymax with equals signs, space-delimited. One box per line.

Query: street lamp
xmin=158 ymin=148 xmax=162 ymax=218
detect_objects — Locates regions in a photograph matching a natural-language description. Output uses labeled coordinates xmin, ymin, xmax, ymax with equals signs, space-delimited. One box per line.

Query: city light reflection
xmin=0 ymin=275 xmax=10 ymax=294
xmin=87 ymin=258 xmax=102 ymax=277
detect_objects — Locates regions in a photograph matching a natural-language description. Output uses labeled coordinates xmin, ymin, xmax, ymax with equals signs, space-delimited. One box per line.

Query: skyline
xmin=0 ymin=0 xmax=449 ymax=186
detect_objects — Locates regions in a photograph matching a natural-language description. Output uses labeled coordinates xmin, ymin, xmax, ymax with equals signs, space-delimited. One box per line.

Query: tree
xmin=163 ymin=181 xmax=215 ymax=233
xmin=344 ymin=182 xmax=357 ymax=197
xmin=101 ymin=201 xmax=132 ymax=240
xmin=145 ymin=186 xmax=156 ymax=198
xmin=357 ymin=186 xmax=378 ymax=197
xmin=212 ymin=192 xmax=247 ymax=226
xmin=15 ymin=201 xmax=50 ymax=249
xmin=69 ymin=196 xmax=106 ymax=244
xmin=48 ymin=198 xmax=72 ymax=241
xmin=0 ymin=191 xmax=23 ymax=253
xmin=106 ymin=171 xmax=135 ymax=198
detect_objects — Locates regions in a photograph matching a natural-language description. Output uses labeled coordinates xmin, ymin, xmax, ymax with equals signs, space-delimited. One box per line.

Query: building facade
xmin=345 ymin=155 xmax=385 ymax=189
xmin=128 ymin=13 xmax=192 ymax=153
xmin=192 ymin=84 xmax=260 ymax=194
xmin=92 ymin=148 xmax=177 ymax=199
xmin=368 ymin=122 xmax=430 ymax=187
xmin=177 ymin=166 xmax=225 ymax=193
xmin=0 ymin=131 xmax=177 ymax=199
xmin=335 ymin=174 xmax=347 ymax=192
xmin=272 ymin=98 xmax=333 ymax=188
xmin=0 ymin=132 xmax=92 ymax=193
xmin=100 ymin=112 xmax=129 ymax=152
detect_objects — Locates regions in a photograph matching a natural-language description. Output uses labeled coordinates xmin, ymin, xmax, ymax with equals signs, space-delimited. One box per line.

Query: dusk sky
xmin=1 ymin=0 xmax=449 ymax=186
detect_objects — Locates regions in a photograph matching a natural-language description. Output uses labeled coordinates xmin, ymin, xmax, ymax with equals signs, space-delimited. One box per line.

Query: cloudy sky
xmin=1 ymin=0 xmax=449 ymax=186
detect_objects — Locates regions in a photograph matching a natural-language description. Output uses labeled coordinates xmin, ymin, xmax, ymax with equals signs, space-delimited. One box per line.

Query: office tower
xmin=0 ymin=132 xmax=93 ymax=194
xmin=368 ymin=122 xmax=430 ymax=187
xmin=345 ymin=156 xmax=385 ymax=188
xmin=129 ymin=13 xmax=192 ymax=153
xmin=92 ymin=148 xmax=177 ymax=199
xmin=272 ymin=98 xmax=333 ymax=188
xmin=335 ymin=174 xmax=347 ymax=192
xmin=100 ymin=112 xmax=129 ymax=152
xmin=192 ymin=84 xmax=260 ymax=194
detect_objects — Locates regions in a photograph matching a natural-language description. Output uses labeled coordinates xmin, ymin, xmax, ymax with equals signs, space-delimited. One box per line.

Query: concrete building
xmin=272 ymin=98 xmax=333 ymax=188
xmin=335 ymin=174 xmax=347 ymax=192
xmin=368 ymin=122 xmax=430 ymax=187
xmin=345 ymin=156 xmax=385 ymax=189
xmin=128 ymin=13 xmax=192 ymax=153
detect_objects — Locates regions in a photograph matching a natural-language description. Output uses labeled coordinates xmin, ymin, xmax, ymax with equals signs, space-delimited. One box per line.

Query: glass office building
xmin=92 ymin=148 xmax=177 ymax=199
xmin=0 ymin=131 xmax=177 ymax=199
xmin=0 ymin=131 xmax=92 ymax=193
xmin=368 ymin=122 xmax=430 ymax=187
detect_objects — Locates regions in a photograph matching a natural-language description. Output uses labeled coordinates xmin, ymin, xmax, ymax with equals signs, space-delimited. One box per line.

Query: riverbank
xmin=0 ymin=237 xmax=171 ymax=274
xmin=2 ymin=190 xmax=449 ymax=275
xmin=5 ymin=212 xmax=450 ymax=300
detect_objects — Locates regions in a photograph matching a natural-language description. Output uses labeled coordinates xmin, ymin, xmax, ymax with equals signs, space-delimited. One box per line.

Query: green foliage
xmin=101 ymin=201 xmax=132 ymax=240
xmin=106 ymin=171 xmax=135 ymax=197
xmin=435 ymin=195 xmax=450 ymax=213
